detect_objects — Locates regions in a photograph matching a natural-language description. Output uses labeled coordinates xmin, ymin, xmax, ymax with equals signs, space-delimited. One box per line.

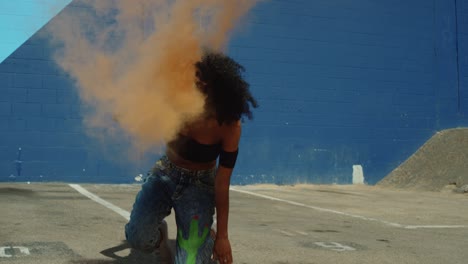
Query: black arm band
xmin=218 ymin=149 xmax=239 ymax=168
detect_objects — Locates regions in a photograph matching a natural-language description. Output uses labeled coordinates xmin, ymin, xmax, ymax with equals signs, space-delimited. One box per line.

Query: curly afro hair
xmin=195 ymin=51 xmax=258 ymax=125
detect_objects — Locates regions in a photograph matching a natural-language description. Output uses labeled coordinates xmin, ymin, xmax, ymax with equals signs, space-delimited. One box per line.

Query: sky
xmin=0 ymin=0 xmax=71 ymax=63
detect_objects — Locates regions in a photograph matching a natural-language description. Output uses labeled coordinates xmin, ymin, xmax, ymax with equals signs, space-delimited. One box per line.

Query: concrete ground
xmin=0 ymin=183 xmax=467 ymax=264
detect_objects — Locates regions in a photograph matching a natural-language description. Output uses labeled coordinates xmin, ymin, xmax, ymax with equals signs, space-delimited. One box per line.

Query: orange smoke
xmin=48 ymin=0 xmax=259 ymax=154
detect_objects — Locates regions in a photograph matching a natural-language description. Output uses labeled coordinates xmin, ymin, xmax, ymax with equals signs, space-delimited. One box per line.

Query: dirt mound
xmin=377 ymin=128 xmax=468 ymax=191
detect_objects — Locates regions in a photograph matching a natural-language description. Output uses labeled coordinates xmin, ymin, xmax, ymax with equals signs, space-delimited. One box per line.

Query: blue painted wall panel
xmin=230 ymin=0 xmax=467 ymax=184
xmin=457 ymin=0 xmax=468 ymax=117
xmin=26 ymin=117 xmax=56 ymax=132
xmin=41 ymin=104 xmax=72 ymax=118
xmin=13 ymin=74 xmax=42 ymax=88
xmin=0 ymin=131 xmax=42 ymax=147
xmin=27 ymin=89 xmax=57 ymax=103
xmin=10 ymin=44 xmax=45 ymax=60
xmin=12 ymin=103 xmax=42 ymax=117
xmin=0 ymin=118 xmax=26 ymax=132
xmin=1 ymin=0 xmax=468 ymax=184
xmin=0 ymin=73 xmax=13 ymax=88
xmin=0 ymin=103 xmax=11 ymax=116
xmin=1 ymin=88 xmax=27 ymax=103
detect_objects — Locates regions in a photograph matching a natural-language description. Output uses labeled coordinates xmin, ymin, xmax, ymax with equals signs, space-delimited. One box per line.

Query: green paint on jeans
xmin=178 ymin=215 xmax=210 ymax=264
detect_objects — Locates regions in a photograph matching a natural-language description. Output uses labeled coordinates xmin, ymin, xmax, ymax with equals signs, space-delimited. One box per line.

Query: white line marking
xmin=69 ymin=184 xmax=130 ymax=221
xmin=68 ymin=184 xmax=467 ymax=230
xmin=0 ymin=247 xmax=12 ymax=258
xmin=14 ymin=247 xmax=30 ymax=256
xmin=405 ymin=225 xmax=467 ymax=229
xmin=230 ymin=187 xmax=404 ymax=228
xmin=295 ymin=231 xmax=309 ymax=236
xmin=230 ymin=187 xmax=466 ymax=229
xmin=278 ymin=230 xmax=294 ymax=236
xmin=0 ymin=247 xmax=30 ymax=258
xmin=315 ymin=242 xmax=356 ymax=252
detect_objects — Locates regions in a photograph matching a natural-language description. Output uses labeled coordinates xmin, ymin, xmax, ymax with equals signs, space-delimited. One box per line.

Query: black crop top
xmin=168 ymin=134 xmax=222 ymax=163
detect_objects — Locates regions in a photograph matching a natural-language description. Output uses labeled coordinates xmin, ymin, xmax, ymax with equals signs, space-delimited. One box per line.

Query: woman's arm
xmin=213 ymin=121 xmax=241 ymax=263
xmin=215 ymin=165 xmax=235 ymax=239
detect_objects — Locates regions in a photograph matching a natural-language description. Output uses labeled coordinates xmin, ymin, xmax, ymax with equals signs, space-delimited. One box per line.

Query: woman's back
xmin=167 ymin=118 xmax=238 ymax=170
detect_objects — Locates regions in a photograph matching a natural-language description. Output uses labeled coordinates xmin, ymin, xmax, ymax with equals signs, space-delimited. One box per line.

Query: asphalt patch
xmin=0 ymin=242 xmax=79 ymax=261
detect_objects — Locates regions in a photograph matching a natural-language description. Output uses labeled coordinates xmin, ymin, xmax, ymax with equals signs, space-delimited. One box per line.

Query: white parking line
xmin=278 ymin=230 xmax=294 ymax=236
xmin=230 ymin=187 xmax=467 ymax=230
xmin=68 ymin=184 xmax=466 ymax=230
xmin=405 ymin=225 xmax=467 ymax=229
xmin=69 ymin=184 xmax=130 ymax=221
xmin=295 ymin=231 xmax=309 ymax=236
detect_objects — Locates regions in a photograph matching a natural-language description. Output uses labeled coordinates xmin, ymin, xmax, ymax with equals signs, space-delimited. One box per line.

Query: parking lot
xmin=0 ymin=183 xmax=467 ymax=264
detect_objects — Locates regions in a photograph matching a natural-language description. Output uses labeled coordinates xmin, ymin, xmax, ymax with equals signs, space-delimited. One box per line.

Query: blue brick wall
xmin=457 ymin=0 xmax=468 ymax=118
xmin=231 ymin=0 xmax=467 ymax=185
xmin=1 ymin=0 xmax=467 ymax=184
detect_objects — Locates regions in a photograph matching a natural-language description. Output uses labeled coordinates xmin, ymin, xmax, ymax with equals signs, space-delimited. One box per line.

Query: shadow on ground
xmin=68 ymin=240 xmax=177 ymax=264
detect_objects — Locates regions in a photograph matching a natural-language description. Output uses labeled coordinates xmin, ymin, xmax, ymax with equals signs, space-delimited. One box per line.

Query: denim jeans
xmin=125 ymin=156 xmax=216 ymax=264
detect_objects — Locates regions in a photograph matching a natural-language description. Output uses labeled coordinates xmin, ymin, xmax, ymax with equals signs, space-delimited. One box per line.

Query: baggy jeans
xmin=125 ymin=156 xmax=216 ymax=264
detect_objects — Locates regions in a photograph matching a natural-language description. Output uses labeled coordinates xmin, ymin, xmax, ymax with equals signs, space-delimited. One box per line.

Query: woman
xmin=125 ymin=51 xmax=258 ymax=264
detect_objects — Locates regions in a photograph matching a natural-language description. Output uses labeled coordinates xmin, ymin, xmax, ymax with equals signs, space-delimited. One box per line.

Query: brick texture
xmin=0 ymin=0 xmax=467 ymax=184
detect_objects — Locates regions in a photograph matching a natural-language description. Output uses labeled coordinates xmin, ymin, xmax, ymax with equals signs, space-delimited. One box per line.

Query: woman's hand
xmin=213 ymin=237 xmax=233 ymax=264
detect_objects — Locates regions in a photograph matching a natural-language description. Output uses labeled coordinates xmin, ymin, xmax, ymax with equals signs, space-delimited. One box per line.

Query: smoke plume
xmin=48 ymin=0 xmax=259 ymax=154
